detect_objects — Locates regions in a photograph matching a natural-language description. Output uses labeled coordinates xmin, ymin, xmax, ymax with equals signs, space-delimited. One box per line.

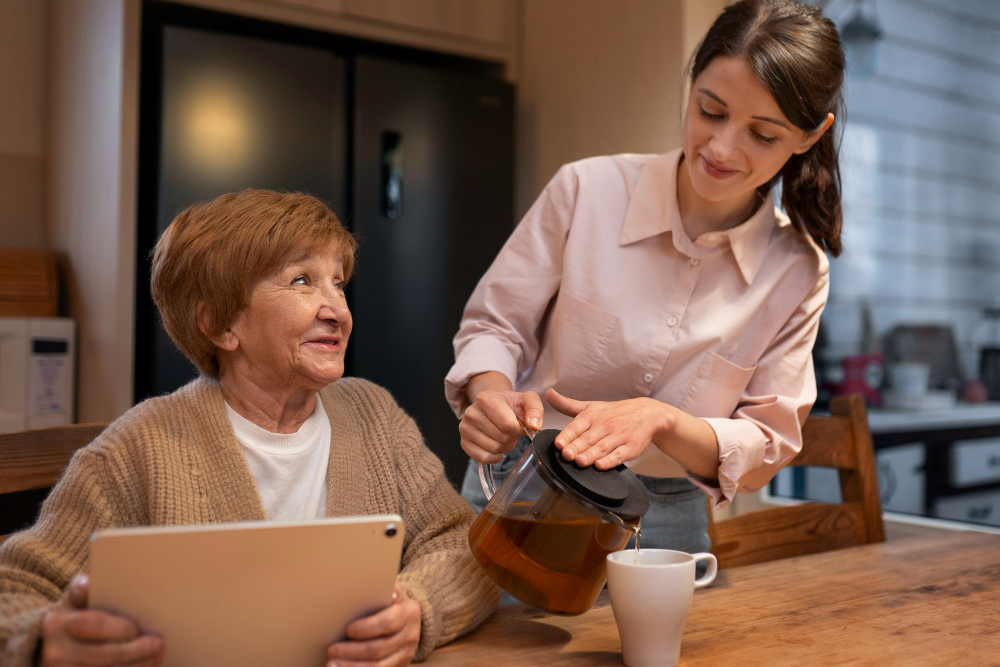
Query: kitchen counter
xmin=867 ymin=401 xmax=1000 ymax=434
xmin=777 ymin=401 xmax=1000 ymax=527
xmin=866 ymin=401 xmax=1000 ymax=527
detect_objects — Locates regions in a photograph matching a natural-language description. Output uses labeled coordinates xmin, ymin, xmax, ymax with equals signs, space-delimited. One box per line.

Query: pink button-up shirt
xmin=445 ymin=150 xmax=829 ymax=508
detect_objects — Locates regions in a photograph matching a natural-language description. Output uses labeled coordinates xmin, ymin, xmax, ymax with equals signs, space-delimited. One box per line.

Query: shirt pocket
xmin=680 ymin=351 xmax=757 ymax=418
xmin=537 ymin=290 xmax=618 ymax=398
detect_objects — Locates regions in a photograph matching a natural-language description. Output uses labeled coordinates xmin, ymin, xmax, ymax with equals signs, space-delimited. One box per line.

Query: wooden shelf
xmin=0 ymin=248 xmax=58 ymax=317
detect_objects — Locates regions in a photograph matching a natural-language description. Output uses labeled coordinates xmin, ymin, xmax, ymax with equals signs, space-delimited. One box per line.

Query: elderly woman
xmin=0 ymin=190 xmax=499 ymax=667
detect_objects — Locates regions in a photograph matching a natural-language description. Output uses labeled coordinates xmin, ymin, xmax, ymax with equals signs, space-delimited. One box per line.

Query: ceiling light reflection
xmin=181 ymin=80 xmax=254 ymax=178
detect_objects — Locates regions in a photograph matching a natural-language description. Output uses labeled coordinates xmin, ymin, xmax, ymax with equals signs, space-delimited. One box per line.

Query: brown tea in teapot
xmin=468 ymin=500 xmax=634 ymax=614
xmin=468 ymin=429 xmax=649 ymax=615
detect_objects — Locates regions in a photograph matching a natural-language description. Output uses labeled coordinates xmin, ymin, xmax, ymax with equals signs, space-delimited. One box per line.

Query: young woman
xmin=446 ymin=0 xmax=845 ymax=553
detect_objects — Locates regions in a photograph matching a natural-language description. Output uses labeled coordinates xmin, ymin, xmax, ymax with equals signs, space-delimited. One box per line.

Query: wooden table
xmin=425 ymin=532 xmax=1000 ymax=666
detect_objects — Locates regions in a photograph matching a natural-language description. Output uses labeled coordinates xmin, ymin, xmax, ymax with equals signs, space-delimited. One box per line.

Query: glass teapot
xmin=468 ymin=428 xmax=650 ymax=615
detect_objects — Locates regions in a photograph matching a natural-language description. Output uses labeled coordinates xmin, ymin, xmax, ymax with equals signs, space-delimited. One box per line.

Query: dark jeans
xmin=629 ymin=474 xmax=712 ymax=554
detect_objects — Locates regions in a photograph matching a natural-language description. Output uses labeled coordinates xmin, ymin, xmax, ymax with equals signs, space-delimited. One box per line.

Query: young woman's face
xmin=682 ymin=55 xmax=830 ymax=204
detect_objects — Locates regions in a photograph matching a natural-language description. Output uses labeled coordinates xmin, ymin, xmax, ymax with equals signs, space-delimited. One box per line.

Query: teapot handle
xmin=478 ymin=462 xmax=498 ymax=501
xmin=480 ymin=417 xmax=536 ymax=502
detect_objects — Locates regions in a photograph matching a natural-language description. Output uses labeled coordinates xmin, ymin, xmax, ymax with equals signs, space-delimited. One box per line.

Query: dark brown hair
xmin=691 ymin=0 xmax=845 ymax=256
xmin=151 ymin=189 xmax=357 ymax=377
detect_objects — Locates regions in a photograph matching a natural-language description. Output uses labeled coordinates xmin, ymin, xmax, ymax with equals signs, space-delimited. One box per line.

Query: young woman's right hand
xmin=459 ymin=372 xmax=544 ymax=463
xmin=39 ymin=574 xmax=164 ymax=667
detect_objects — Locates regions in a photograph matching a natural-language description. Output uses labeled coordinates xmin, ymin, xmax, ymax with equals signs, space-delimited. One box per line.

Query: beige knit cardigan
xmin=0 ymin=377 xmax=499 ymax=665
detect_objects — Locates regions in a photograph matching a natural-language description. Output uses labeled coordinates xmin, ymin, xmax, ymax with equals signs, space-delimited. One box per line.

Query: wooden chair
xmin=707 ymin=394 xmax=884 ymax=569
xmin=0 ymin=423 xmax=108 ymax=543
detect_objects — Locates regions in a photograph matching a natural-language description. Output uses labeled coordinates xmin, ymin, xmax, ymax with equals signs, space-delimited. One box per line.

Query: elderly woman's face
xmin=226 ymin=249 xmax=351 ymax=389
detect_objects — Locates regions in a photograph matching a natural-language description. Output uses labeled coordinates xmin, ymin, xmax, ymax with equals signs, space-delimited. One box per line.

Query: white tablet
xmin=89 ymin=515 xmax=404 ymax=667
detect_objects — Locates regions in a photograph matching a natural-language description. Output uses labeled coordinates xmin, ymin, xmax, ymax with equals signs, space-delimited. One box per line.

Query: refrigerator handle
xmin=381 ymin=130 xmax=403 ymax=219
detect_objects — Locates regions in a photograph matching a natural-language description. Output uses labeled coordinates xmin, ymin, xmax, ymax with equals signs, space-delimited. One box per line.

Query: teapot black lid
xmin=531 ymin=429 xmax=650 ymax=522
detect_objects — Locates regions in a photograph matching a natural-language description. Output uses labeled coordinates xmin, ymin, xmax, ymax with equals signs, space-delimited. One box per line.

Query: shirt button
xmin=643 ymin=373 xmax=654 ymax=383
xmin=690 ymin=257 xmax=700 ymax=266
xmin=667 ymin=316 xmax=678 ymax=327
xmin=707 ymin=234 xmax=717 ymax=242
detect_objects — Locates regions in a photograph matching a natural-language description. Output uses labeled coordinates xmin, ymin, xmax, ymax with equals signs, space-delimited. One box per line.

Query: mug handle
xmin=691 ymin=552 xmax=718 ymax=588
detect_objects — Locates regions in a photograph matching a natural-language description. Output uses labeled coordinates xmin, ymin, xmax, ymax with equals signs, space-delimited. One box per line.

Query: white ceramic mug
xmin=889 ymin=362 xmax=931 ymax=398
xmin=606 ymin=549 xmax=718 ymax=667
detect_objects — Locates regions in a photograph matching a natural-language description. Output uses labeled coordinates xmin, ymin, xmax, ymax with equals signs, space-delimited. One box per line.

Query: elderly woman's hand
xmin=39 ymin=574 xmax=164 ymax=667
xmin=326 ymin=580 xmax=421 ymax=667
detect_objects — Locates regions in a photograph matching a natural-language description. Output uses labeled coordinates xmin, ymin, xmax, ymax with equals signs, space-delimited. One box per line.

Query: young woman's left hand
xmin=326 ymin=580 xmax=422 ymax=667
xmin=547 ymin=388 xmax=673 ymax=470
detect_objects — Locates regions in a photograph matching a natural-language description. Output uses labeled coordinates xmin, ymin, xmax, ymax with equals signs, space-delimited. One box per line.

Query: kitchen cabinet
xmin=273 ymin=0 xmax=344 ymax=12
xmin=949 ymin=437 xmax=1000 ymax=487
xmin=875 ymin=443 xmax=925 ymax=515
xmin=344 ymin=0 xmax=511 ymax=47
xmin=869 ymin=404 xmax=1000 ymax=527
xmin=934 ymin=488 xmax=1000 ymax=525
xmin=172 ymin=0 xmax=515 ymax=69
xmin=772 ymin=402 xmax=1000 ymax=528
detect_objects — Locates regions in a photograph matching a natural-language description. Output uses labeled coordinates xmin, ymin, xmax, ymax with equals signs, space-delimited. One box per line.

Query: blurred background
xmin=2 ymin=0 xmax=1000 ymax=534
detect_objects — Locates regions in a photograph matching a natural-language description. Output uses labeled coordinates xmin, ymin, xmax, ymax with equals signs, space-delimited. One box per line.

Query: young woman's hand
xmin=547 ymin=389 xmax=672 ymax=470
xmin=326 ymin=580 xmax=422 ymax=667
xmin=39 ymin=574 xmax=164 ymax=667
xmin=548 ymin=388 xmax=722 ymax=479
xmin=459 ymin=372 xmax=544 ymax=463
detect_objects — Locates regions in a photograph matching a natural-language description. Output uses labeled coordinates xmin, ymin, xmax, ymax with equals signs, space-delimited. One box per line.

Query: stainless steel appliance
xmin=135 ymin=3 xmax=514 ymax=482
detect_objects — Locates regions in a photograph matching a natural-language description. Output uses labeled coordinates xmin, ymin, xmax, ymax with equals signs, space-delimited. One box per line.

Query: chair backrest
xmin=0 ymin=423 xmax=108 ymax=542
xmin=707 ymin=394 xmax=884 ymax=569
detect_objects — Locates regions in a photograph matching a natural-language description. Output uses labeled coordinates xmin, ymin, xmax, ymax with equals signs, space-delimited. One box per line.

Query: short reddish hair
xmin=151 ymin=189 xmax=357 ymax=378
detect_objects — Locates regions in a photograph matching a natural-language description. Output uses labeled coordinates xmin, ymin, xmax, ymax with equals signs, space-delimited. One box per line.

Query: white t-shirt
xmin=225 ymin=396 xmax=331 ymax=521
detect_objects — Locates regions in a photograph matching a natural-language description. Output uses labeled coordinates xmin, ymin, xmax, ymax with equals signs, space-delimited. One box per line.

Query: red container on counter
xmin=824 ymin=353 xmax=884 ymax=406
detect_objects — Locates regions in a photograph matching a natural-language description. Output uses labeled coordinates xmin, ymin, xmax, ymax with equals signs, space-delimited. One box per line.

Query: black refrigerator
xmin=135 ymin=3 xmax=514 ymax=485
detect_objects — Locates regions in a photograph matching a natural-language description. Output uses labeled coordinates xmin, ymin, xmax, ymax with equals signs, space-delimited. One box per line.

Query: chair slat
xmin=711 ymin=502 xmax=868 ymax=569
xmin=832 ymin=395 xmax=885 ymax=543
xmin=795 ymin=416 xmax=857 ymax=468
xmin=0 ymin=423 xmax=108 ymax=494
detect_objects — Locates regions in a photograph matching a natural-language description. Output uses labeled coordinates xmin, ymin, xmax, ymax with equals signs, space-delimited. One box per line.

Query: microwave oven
xmin=0 ymin=317 xmax=76 ymax=433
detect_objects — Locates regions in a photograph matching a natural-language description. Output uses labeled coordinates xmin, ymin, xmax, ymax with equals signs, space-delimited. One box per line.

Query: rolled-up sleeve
xmin=444 ymin=165 xmax=578 ymax=417
xmin=697 ymin=266 xmax=830 ymax=508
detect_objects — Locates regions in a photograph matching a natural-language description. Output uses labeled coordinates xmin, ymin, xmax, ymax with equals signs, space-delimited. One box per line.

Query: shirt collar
xmin=727 ymin=192 xmax=780 ymax=285
xmin=618 ymin=148 xmax=778 ymax=285
xmin=618 ymin=150 xmax=681 ymax=248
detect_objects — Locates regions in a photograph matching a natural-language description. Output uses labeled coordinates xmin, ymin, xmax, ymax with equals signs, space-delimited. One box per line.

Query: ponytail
xmin=694 ymin=0 xmax=846 ymax=257
xmin=776 ymin=121 xmax=843 ymax=257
